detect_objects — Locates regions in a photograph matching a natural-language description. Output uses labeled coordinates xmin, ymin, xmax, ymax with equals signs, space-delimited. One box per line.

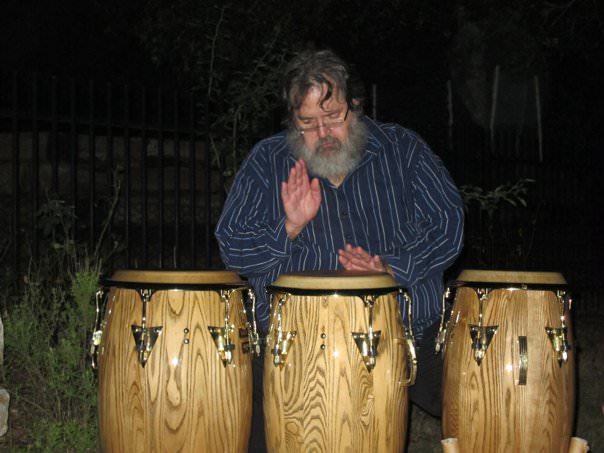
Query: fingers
xmin=281 ymin=180 xmax=289 ymax=202
xmin=338 ymin=244 xmax=387 ymax=272
xmin=310 ymin=176 xmax=321 ymax=197
xmin=286 ymin=160 xmax=309 ymax=194
xmin=281 ymin=159 xmax=322 ymax=240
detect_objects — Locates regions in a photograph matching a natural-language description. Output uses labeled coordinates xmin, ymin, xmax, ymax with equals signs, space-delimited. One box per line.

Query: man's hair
xmin=281 ymin=49 xmax=365 ymax=125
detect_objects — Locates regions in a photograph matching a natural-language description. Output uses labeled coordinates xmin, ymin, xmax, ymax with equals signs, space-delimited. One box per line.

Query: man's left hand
xmin=338 ymin=244 xmax=388 ymax=272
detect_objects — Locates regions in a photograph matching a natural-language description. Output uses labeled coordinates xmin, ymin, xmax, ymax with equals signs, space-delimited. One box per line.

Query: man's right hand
xmin=281 ymin=159 xmax=321 ymax=239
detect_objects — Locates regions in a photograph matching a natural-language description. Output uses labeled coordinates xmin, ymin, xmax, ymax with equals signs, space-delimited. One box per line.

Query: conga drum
xmin=96 ymin=270 xmax=253 ymax=453
xmin=441 ymin=270 xmax=575 ymax=453
xmin=263 ymin=271 xmax=416 ymax=453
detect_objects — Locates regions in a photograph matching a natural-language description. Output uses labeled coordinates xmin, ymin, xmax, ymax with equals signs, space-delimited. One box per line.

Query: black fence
xmin=0 ymin=69 xmax=225 ymax=277
xmin=444 ymin=123 xmax=602 ymax=313
xmin=1 ymin=69 xmax=602 ymax=312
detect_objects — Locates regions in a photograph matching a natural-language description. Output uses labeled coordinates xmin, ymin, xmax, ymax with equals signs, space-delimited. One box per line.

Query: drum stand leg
xmin=441 ymin=437 xmax=589 ymax=452
xmin=441 ymin=438 xmax=459 ymax=453
xmin=568 ymin=437 xmax=590 ymax=452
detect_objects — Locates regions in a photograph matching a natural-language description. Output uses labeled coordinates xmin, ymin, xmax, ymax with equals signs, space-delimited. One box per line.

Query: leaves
xmin=459 ymin=178 xmax=535 ymax=216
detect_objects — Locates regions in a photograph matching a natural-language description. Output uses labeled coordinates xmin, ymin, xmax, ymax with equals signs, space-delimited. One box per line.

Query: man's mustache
xmin=316 ymin=136 xmax=341 ymax=151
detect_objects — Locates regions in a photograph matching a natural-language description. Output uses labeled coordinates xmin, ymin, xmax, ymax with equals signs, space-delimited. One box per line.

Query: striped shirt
xmin=215 ymin=116 xmax=464 ymax=337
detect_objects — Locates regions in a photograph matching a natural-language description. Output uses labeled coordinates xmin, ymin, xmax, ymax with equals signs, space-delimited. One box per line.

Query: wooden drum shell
xmin=263 ymin=271 xmax=410 ymax=453
xmin=97 ymin=270 xmax=252 ymax=453
xmin=441 ymin=270 xmax=575 ymax=453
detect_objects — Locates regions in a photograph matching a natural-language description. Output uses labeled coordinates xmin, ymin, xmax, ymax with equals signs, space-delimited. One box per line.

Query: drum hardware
xmin=352 ymin=294 xmax=381 ymax=371
xmin=442 ymin=270 xmax=577 ymax=452
xmin=245 ymin=289 xmax=262 ymax=356
xmin=208 ymin=289 xmax=238 ymax=366
xmin=468 ymin=288 xmax=498 ymax=365
xmin=98 ymin=271 xmax=252 ymax=452
xmin=264 ymin=272 xmax=411 ymax=452
xmin=518 ymin=336 xmax=528 ymax=385
xmin=131 ymin=288 xmax=163 ymax=367
xmin=239 ymin=327 xmax=251 ymax=354
xmin=268 ymin=294 xmax=297 ymax=368
xmin=435 ymin=287 xmax=453 ymax=353
xmin=90 ymin=287 xmax=108 ymax=369
xmin=319 ymin=332 xmax=327 ymax=350
xmin=545 ymin=289 xmax=572 ymax=366
xmin=399 ymin=290 xmax=417 ymax=386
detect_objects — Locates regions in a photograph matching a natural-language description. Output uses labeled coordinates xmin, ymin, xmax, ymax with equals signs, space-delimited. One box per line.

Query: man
xmin=215 ymin=48 xmax=464 ymax=442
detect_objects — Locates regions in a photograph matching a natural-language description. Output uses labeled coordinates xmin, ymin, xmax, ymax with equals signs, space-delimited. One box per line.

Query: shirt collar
xmin=356 ymin=115 xmax=387 ymax=165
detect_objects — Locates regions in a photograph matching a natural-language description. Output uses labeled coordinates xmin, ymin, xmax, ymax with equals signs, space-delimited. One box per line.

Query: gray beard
xmin=287 ymin=114 xmax=368 ymax=180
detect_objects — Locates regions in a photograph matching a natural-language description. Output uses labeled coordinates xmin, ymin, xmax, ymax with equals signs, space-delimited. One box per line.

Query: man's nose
xmin=316 ymin=123 xmax=330 ymax=138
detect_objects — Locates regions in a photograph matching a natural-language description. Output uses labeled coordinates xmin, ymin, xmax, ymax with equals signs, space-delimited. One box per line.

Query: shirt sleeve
xmin=380 ymin=133 xmax=464 ymax=288
xmin=214 ymin=144 xmax=295 ymax=277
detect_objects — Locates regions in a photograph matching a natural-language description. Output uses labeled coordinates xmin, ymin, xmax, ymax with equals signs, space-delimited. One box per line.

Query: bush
xmin=0 ymin=191 xmax=120 ymax=451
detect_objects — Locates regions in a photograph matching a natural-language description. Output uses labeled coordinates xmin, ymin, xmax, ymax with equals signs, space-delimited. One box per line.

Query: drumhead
xmin=270 ymin=270 xmax=398 ymax=290
xmin=107 ymin=269 xmax=246 ymax=285
xmin=456 ymin=269 xmax=566 ymax=285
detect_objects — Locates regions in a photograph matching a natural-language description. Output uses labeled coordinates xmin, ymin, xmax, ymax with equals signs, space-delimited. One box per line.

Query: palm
xmin=281 ymin=160 xmax=321 ymax=238
xmin=283 ymin=181 xmax=320 ymax=223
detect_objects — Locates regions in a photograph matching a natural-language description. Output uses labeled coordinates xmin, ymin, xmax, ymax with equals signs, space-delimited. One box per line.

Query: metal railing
xmin=1 ymin=69 xmax=224 ymax=277
xmin=1 ymin=70 xmax=601 ymax=311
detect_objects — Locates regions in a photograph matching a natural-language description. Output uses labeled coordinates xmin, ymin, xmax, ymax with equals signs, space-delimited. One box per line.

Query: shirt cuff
xmin=270 ymin=216 xmax=294 ymax=257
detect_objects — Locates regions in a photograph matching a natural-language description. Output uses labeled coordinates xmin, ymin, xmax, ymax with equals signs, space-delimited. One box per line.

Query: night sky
xmin=2 ymin=1 xmax=602 ymax=148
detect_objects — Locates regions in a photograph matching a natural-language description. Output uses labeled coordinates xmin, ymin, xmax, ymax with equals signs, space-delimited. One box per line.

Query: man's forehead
xmin=297 ymin=85 xmax=345 ymax=114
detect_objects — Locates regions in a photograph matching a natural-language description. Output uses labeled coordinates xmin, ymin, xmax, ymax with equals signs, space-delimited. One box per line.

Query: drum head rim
xmin=105 ymin=269 xmax=247 ymax=286
xmin=271 ymin=270 xmax=399 ymax=290
xmin=456 ymin=269 xmax=567 ymax=285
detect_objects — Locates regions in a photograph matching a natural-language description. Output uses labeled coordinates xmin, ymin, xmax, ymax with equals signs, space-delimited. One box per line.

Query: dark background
xmin=1 ymin=0 xmax=603 ymax=302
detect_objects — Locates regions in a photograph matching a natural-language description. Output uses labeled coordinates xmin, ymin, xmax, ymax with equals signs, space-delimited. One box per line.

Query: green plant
xmin=0 ymin=182 xmax=121 ymax=450
xmin=459 ymin=178 xmax=537 ymax=268
xmin=1 ymin=255 xmax=99 ymax=451
xmin=138 ymin=0 xmax=297 ymax=189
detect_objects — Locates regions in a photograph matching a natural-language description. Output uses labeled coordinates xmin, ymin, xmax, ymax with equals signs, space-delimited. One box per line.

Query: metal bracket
xmin=208 ymin=289 xmax=238 ymax=366
xmin=467 ymin=287 xmax=497 ymax=365
xmin=469 ymin=324 xmax=498 ymax=365
xmin=269 ymin=295 xmax=297 ymax=368
xmin=518 ymin=336 xmax=528 ymax=385
xmin=352 ymin=331 xmax=381 ymax=371
xmin=545 ymin=326 xmax=571 ymax=366
xmin=90 ymin=287 xmax=107 ymax=369
xmin=352 ymin=294 xmax=380 ymax=372
xmin=131 ymin=288 xmax=163 ymax=367
xmin=544 ymin=289 xmax=572 ymax=366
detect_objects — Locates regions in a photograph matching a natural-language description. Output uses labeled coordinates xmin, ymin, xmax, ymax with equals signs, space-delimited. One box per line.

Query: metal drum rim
xmin=266 ymin=285 xmax=404 ymax=297
xmin=270 ymin=270 xmax=400 ymax=290
xmin=455 ymin=269 xmax=567 ymax=287
xmin=102 ymin=269 xmax=248 ymax=291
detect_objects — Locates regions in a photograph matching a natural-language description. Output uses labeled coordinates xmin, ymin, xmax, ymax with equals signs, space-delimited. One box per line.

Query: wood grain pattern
xmin=98 ymin=285 xmax=252 ymax=453
xmin=263 ymin=290 xmax=409 ymax=453
xmin=442 ymin=280 xmax=575 ymax=453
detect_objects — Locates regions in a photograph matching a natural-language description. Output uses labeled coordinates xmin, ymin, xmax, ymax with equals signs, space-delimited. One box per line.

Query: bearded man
xmin=215 ymin=49 xmax=464 ymax=446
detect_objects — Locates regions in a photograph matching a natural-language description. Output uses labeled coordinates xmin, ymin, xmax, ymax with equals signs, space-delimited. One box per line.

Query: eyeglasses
xmin=297 ymin=107 xmax=349 ymax=135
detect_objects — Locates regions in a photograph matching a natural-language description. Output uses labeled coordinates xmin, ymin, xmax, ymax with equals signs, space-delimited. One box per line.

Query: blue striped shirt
xmin=215 ymin=116 xmax=464 ymax=337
